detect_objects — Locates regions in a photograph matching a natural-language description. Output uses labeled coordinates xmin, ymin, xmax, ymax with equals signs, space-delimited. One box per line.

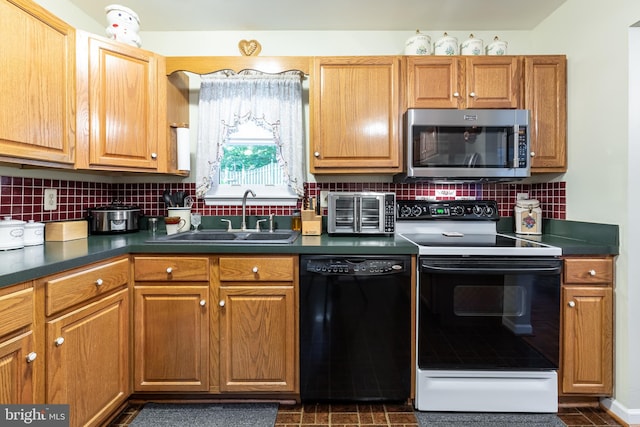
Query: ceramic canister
xmin=514 ymin=199 xmax=542 ymax=235
xmin=0 ymin=216 xmax=26 ymax=250
xmin=24 ymin=220 xmax=45 ymax=246
xmin=460 ymin=34 xmax=484 ymax=55
xmin=404 ymin=30 xmax=432 ymax=55
xmin=486 ymin=36 xmax=508 ymax=56
xmin=433 ymin=32 xmax=458 ymax=55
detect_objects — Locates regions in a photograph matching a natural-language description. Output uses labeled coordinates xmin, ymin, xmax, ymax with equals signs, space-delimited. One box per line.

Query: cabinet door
xmin=0 ymin=0 xmax=75 ymax=167
xmin=76 ymin=31 xmax=164 ymax=171
xmin=0 ymin=332 xmax=36 ymax=404
xmin=219 ymin=286 xmax=296 ymax=392
xmin=134 ymin=286 xmax=209 ymax=391
xmin=406 ymin=57 xmax=462 ymax=108
xmin=311 ymin=56 xmax=402 ymax=173
xmin=465 ymin=56 xmax=521 ymax=109
xmin=524 ymin=56 xmax=567 ymax=172
xmin=46 ymin=289 xmax=129 ymax=427
xmin=561 ymin=285 xmax=613 ymax=395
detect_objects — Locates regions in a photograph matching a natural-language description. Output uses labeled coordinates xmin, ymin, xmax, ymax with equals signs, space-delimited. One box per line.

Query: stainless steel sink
xmin=147 ymin=230 xmax=300 ymax=244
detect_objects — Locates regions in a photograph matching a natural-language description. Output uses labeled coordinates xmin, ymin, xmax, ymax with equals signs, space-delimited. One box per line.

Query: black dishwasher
xmin=299 ymin=255 xmax=411 ymax=402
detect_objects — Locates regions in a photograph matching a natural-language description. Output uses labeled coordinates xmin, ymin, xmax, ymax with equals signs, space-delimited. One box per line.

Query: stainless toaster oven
xmin=327 ymin=192 xmax=396 ymax=235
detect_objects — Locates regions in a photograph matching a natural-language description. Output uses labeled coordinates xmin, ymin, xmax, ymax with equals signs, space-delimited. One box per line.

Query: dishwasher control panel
xmin=303 ymin=258 xmax=407 ymax=275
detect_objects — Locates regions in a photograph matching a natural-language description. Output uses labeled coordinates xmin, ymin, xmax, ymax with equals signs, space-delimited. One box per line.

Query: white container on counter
xmin=514 ymin=199 xmax=542 ymax=235
xmin=167 ymin=207 xmax=191 ymax=232
xmin=0 ymin=216 xmax=26 ymax=250
xmin=24 ymin=220 xmax=45 ymax=246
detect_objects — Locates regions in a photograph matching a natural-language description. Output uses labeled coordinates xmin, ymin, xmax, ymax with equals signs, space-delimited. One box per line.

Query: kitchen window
xmin=195 ymin=70 xmax=306 ymax=206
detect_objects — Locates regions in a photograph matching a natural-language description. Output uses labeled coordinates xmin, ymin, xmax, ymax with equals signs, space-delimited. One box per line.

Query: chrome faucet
xmin=241 ymin=189 xmax=256 ymax=231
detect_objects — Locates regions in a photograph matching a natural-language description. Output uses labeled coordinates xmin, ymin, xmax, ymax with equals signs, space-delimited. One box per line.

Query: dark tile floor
xmin=108 ymin=402 xmax=625 ymax=427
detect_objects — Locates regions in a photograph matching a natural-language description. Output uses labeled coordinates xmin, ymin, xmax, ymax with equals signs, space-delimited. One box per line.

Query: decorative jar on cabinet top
xmin=434 ymin=33 xmax=458 ymax=55
xmin=404 ymin=31 xmax=432 ymax=55
xmin=460 ymin=34 xmax=484 ymax=55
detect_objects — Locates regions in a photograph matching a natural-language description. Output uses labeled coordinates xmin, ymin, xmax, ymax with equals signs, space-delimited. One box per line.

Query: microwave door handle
xmin=511 ymin=124 xmax=520 ymax=168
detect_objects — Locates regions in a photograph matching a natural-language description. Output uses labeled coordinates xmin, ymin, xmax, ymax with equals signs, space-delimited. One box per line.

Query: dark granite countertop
xmin=0 ymin=218 xmax=618 ymax=289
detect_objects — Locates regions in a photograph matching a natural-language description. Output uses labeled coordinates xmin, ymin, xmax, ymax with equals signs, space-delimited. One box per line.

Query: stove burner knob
xmin=412 ymin=206 xmax=422 ymax=216
xmin=472 ymin=205 xmax=483 ymax=216
xmin=484 ymin=206 xmax=495 ymax=216
xmin=400 ymin=205 xmax=412 ymax=217
xmin=452 ymin=206 xmax=464 ymax=216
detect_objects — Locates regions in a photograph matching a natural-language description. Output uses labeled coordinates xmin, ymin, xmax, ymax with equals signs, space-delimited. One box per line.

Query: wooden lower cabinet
xmin=218 ymin=256 xmax=298 ymax=393
xmin=561 ymin=256 xmax=614 ymax=395
xmin=133 ymin=285 xmax=209 ymax=391
xmin=46 ymin=288 xmax=129 ymax=427
xmin=0 ymin=284 xmax=36 ymax=404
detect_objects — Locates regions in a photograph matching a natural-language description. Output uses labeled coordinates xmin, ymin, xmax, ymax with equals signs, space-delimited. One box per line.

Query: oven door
xmin=415 ymin=256 xmax=562 ymax=412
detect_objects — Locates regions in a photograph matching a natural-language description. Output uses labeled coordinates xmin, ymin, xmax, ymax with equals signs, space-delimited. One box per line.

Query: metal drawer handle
xmin=26 ymin=352 xmax=37 ymax=363
xmin=568 ymin=301 xmax=576 ymax=308
xmin=54 ymin=337 xmax=65 ymax=347
xmin=166 ymin=267 xmax=173 ymax=274
xmin=588 ymin=269 xmax=596 ymax=276
xmin=95 ymin=278 xmax=103 ymax=286
xmin=252 ymin=266 xmax=259 ymax=273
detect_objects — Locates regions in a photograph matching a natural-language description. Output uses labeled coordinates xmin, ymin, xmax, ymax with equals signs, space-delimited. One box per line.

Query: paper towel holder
xmin=170 ymin=123 xmax=191 ymax=173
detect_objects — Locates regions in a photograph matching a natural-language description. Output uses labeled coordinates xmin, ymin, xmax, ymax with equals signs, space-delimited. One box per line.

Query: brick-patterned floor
xmin=108 ymin=402 xmax=624 ymax=427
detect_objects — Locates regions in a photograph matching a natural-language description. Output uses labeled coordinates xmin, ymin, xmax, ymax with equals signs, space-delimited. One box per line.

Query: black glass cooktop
xmin=401 ymin=233 xmax=548 ymax=248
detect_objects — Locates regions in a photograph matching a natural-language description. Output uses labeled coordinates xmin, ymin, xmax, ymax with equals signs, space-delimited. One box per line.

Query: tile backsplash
xmin=0 ymin=176 xmax=565 ymax=222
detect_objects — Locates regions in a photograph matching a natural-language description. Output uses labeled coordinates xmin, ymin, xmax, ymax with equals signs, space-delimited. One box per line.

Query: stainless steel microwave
xmin=397 ymin=108 xmax=530 ymax=182
xmin=327 ymin=192 xmax=396 ymax=235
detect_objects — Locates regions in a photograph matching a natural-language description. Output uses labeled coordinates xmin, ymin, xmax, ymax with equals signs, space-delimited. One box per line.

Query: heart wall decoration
xmin=238 ymin=39 xmax=262 ymax=56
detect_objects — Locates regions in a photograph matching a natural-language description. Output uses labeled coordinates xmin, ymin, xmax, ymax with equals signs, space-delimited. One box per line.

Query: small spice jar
xmin=291 ymin=210 xmax=302 ymax=231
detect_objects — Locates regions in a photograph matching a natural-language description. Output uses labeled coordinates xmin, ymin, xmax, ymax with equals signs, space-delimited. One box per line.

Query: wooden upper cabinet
xmin=406 ymin=56 xmax=520 ymax=109
xmin=406 ymin=56 xmax=461 ymax=108
xmin=524 ymin=55 xmax=567 ymax=172
xmin=76 ymin=30 xmax=167 ymax=172
xmin=311 ymin=56 xmax=402 ymax=173
xmin=0 ymin=0 xmax=75 ymax=167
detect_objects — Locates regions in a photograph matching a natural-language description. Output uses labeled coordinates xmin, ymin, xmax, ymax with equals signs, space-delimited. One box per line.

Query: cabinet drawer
xmin=0 ymin=287 xmax=33 ymax=337
xmin=134 ymin=256 xmax=209 ymax=282
xmin=45 ymin=258 xmax=129 ymax=316
xmin=564 ymin=258 xmax=613 ymax=284
xmin=219 ymin=257 xmax=294 ymax=282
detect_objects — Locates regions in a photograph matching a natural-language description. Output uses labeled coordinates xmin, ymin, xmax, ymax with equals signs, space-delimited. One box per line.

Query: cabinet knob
xmin=453 ymin=92 xmax=460 ymax=98
xmin=219 ymin=300 xmax=225 ymax=307
xmin=166 ymin=267 xmax=173 ymax=274
xmin=252 ymin=266 xmax=259 ymax=273
xmin=151 ymin=152 xmax=158 ymax=159
xmin=26 ymin=352 xmax=37 ymax=363
xmin=530 ymin=151 xmax=536 ymax=157
xmin=200 ymin=299 xmax=206 ymax=307
xmin=469 ymin=92 xmax=477 ymax=98
xmin=314 ymin=152 xmax=320 ymax=158
xmin=54 ymin=337 xmax=65 ymax=347
xmin=95 ymin=278 xmax=103 ymax=286
xmin=568 ymin=301 xmax=576 ymax=308
xmin=589 ymin=269 xmax=596 ymax=276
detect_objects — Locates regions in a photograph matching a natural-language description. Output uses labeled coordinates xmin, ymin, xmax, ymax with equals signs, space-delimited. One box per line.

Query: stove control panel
xmin=396 ymin=200 xmax=499 ymax=221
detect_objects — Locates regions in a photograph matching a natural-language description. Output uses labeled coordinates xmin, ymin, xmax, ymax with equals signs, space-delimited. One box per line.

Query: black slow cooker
xmin=87 ymin=204 xmax=142 ymax=234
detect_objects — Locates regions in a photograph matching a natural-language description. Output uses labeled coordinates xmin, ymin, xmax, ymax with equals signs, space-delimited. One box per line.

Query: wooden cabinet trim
xmin=0 ymin=287 xmax=33 ymax=338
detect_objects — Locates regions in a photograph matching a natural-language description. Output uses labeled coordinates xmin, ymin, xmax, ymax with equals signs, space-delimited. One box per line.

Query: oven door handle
xmin=420 ymin=258 xmax=562 ymax=275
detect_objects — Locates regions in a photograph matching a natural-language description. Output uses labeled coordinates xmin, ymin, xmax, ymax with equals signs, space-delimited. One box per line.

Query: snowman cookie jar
xmin=404 ymin=31 xmax=432 ymax=55
xmin=105 ymin=4 xmax=142 ymax=48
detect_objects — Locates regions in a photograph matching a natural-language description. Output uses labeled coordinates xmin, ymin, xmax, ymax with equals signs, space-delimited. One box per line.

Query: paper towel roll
xmin=176 ymin=127 xmax=190 ymax=171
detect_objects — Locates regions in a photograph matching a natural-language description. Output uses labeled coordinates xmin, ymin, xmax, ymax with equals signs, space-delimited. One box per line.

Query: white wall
xmin=29 ymin=0 xmax=640 ymax=422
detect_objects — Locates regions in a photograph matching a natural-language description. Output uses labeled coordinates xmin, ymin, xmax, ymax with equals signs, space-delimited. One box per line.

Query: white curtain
xmin=195 ymin=70 xmax=305 ymax=198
